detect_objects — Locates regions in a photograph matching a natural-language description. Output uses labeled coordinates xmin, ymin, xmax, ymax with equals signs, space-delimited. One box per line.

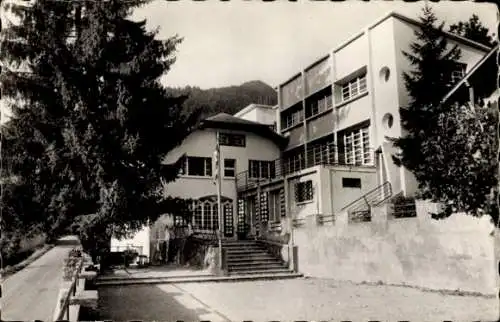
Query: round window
xmin=379 ymin=67 xmax=390 ymax=82
xmin=382 ymin=113 xmax=394 ymax=129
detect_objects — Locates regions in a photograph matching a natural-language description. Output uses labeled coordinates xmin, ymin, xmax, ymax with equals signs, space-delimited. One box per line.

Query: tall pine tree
xmin=0 ymin=0 xmax=200 ymax=249
xmin=449 ymin=14 xmax=496 ymax=47
xmin=392 ymin=5 xmax=461 ymax=195
xmin=392 ymin=5 xmax=498 ymax=221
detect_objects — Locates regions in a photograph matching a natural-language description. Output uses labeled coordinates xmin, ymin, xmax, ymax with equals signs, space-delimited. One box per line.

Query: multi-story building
xmin=234 ymin=10 xmax=491 ymax=239
xmin=112 ymin=10 xmax=492 ymax=265
xmin=111 ymin=109 xmax=287 ymax=261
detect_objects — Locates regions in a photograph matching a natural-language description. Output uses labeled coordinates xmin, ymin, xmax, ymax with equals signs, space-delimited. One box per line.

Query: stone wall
xmin=294 ymin=200 xmax=497 ymax=295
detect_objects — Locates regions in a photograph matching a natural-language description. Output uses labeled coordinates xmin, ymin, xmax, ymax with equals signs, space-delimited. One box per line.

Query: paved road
xmin=98 ymin=278 xmax=497 ymax=321
xmin=99 ymin=284 xmax=229 ymax=321
xmin=2 ymin=236 xmax=80 ymax=321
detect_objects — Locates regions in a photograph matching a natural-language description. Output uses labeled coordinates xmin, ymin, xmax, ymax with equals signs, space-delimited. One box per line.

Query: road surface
xmin=2 ymin=236 xmax=80 ymax=321
xmin=98 ymin=284 xmax=229 ymax=321
xmin=98 ymin=279 xmax=497 ymax=321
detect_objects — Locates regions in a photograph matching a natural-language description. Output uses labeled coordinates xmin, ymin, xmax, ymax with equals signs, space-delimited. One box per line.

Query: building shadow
xmin=98 ymin=284 xmax=224 ymax=321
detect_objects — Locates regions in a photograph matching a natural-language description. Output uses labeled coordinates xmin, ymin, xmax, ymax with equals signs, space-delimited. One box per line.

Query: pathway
xmin=2 ymin=236 xmax=80 ymax=321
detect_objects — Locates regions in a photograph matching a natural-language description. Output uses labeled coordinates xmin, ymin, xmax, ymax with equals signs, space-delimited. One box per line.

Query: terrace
xmin=236 ymin=142 xmax=375 ymax=191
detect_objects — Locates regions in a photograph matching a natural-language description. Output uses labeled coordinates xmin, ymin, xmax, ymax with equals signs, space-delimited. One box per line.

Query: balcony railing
xmin=236 ymin=143 xmax=375 ymax=191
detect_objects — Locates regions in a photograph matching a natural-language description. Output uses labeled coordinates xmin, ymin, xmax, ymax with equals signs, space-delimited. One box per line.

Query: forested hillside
xmin=167 ymin=80 xmax=277 ymax=119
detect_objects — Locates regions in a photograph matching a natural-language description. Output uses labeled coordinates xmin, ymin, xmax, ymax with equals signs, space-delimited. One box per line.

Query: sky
xmin=133 ymin=0 xmax=498 ymax=90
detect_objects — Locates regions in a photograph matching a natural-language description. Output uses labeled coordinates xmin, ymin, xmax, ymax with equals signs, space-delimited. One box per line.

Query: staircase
xmin=222 ymin=240 xmax=301 ymax=280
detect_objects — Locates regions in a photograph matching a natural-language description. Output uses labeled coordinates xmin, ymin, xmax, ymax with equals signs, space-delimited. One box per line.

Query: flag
xmin=213 ymin=131 xmax=220 ymax=185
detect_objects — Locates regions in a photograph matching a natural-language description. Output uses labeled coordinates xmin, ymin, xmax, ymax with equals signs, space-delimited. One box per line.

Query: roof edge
xmin=277 ymin=10 xmax=491 ymax=88
xmin=233 ymin=103 xmax=275 ymax=118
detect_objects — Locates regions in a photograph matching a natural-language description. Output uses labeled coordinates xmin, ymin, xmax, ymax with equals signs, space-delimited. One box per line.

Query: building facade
xmin=111 ymin=111 xmax=287 ymax=259
xmin=112 ymin=11 xmax=492 ymax=259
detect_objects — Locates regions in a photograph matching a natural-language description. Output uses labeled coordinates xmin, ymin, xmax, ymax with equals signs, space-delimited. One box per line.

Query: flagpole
xmin=215 ymin=131 xmax=223 ymax=272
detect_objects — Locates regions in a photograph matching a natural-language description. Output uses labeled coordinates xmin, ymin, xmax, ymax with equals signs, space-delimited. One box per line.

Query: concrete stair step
xmin=227 ymin=260 xmax=283 ymax=266
xmin=227 ymin=255 xmax=277 ymax=262
xmin=223 ymin=248 xmax=263 ymax=252
xmin=222 ymin=241 xmax=258 ymax=245
xmin=96 ymin=272 xmax=303 ymax=286
xmin=228 ymin=264 xmax=286 ymax=271
xmin=225 ymin=248 xmax=267 ymax=254
xmin=228 ymin=268 xmax=293 ymax=275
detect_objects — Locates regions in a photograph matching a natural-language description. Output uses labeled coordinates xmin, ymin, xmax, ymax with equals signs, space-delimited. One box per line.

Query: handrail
xmin=341 ymin=181 xmax=392 ymax=212
xmin=236 ymin=144 xmax=377 ymax=191
xmin=56 ymin=257 xmax=84 ymax=321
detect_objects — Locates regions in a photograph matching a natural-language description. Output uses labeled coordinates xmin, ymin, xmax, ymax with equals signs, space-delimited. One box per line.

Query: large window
xmin=249 ymin=160 xmax=275 ymax=179
xmin=340 ymin=125 xmax=372 ymax=165
xmin=192 ymin=197 xmax=233 ymax=231
xmin=181 ymin=156 xmax=212 ymax=177
xmin=220 ymin=133 xmax=246 ymax=147
xmin=306 ymin=92 xmax=333 ymax=118
xmin=283 ymin=150 xmax=305 ymax=175
xmin=341 ymin=74 xmax=367 ymax=102
xmin=295 ymin=180 xmax=313 ymax=203
xmin=306 ymin=136 xmax=335 ymax=166
xmin=283 ymin=108 xmax=304 ymax=129
xmin=224 ymin=159 xmax=236 ymax=177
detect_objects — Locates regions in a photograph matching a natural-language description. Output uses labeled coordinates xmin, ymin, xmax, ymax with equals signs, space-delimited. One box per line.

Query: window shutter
xmin=237 ymin=199 xmax=245 ymax=233
xmin=223 ymin=202 xmax=234 ymax=237
xmin=279 ymin=188 xmax=286 ymax=217
xmin=260 ymin=192 xmax=269 ymax=223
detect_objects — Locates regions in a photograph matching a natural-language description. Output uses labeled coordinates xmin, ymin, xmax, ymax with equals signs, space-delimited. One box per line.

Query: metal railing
xmin=236 ymin=144 xmax=376 ymax=191
xmin=341 ymin=181 xmax=393 ymax=223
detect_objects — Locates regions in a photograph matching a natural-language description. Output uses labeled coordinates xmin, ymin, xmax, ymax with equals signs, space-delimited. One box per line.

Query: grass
xmin=1 ymin=234 xmax=53 ymax=279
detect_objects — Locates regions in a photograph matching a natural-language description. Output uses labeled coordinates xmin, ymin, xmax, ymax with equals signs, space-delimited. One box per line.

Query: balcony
xmin=236 ymin=142 xmax=375 ymax=191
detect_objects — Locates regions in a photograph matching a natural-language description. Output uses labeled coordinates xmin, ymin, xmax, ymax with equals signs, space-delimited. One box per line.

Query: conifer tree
xmin=449 ymin=14 xmax=496 ymax=47
xmin=392 ymin=5 xmax=498 ymax=221
xmin=0 ymin=0 xmax=200 ymax=246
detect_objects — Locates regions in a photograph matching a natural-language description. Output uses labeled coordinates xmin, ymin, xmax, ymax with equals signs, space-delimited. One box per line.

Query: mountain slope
xmin=167 ymin=80 xmax=277 ymax=119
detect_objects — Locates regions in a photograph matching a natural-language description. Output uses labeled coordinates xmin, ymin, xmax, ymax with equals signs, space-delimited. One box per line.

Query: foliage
xmin=167 ymin=80 xmax=277 ymax=119
xmin=449 ymin=14 xmax=496 ymax=47
xmin=63 ymin=247 xmax=82 ymax=281
xmin=0 ymin=0 xmax=201 ymax=249
xmin=391 ymin=5 xmax=498 ymax=223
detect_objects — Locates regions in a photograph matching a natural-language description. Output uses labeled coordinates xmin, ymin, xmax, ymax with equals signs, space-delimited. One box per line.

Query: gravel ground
xmin=176 ymin=278 xmax=498 ymax=321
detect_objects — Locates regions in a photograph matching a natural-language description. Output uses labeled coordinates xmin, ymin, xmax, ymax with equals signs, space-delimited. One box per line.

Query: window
xmin=183 ymin=156 xmax=212 ymax=177
xmin=341 ymin=74 xmax=367 ymax=102
xmin=342 ymin=177 xmax=361 ymax=188
xmin=224 ymin=159 xmax=236 ymax=177
xmin=283 ymin=150 xmax=305 ymax=175
xmin=295 ymin=180 xmax=313 ymax=203
xmin=193 ymin=203 xmax=202 ymax=228
xmin=341 ymin=125 xmax=372 ymax=165
xmin=269 ymin=190 xmax=281 ymax=222
xmin=306 ymin=92 xmax=333 ymax=118
xmin=249 ymin=160 xmax=275 ymax=179
xmin=220 ymin=133 xmax=246 ymax=147
xmin=283 ymin=108 xmax=304 ymax=129
xmin=450 ymin=63 xmax=466 ymax=85
xmin=307 ymin=137 xmax=335 ymax=166
xmin=192 ymin=197 xmax=232 ymax=231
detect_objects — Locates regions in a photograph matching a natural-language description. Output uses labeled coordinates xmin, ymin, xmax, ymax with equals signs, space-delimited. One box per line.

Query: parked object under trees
xmin=0 ymin=0 xmax=201 ymax=258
